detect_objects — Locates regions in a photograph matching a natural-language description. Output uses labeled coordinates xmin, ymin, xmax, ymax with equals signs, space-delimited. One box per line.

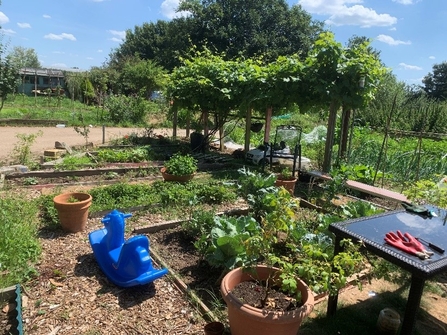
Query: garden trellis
xmin=167 ymin=32 xmax=387 ymax=172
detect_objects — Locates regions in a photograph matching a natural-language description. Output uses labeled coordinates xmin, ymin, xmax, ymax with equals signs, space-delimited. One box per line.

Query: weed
xmin=23 ymin=177 xmax=39 ymax=185
xmin=10 ymin=130 xmax=43 ymax=166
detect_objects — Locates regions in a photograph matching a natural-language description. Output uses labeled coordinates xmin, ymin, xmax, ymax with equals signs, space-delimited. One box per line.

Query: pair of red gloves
xmin=384 ymin=231 xmax=433 ymax=260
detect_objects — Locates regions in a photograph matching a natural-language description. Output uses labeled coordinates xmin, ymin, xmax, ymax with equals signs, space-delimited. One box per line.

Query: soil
xmin=1 ymin=127 xmax=447 ymax=334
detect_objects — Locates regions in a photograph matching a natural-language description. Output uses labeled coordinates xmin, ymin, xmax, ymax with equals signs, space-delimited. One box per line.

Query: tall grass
xmin=0 ymin=194 xmax=41 ymax=287
xmin=2 ymin=94 xmax=166 ymax=127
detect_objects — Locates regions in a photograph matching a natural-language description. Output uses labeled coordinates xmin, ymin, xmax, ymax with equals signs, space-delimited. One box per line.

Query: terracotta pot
xmin=275 ymin=177 xmax=297 ymax=195
xmin=160 ymin=167 xmax=195 ymax=182
xmin=220 ymin=265 xmax=314 ymax=335
xmin=53 ymin=192 xmax=92 ymax=233
xmin=204 ymin=321 xmax=225 ymax=335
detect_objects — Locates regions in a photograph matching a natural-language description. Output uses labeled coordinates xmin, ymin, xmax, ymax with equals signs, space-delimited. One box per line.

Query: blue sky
xmin=0 ymin=0 xmax=445 ymax=85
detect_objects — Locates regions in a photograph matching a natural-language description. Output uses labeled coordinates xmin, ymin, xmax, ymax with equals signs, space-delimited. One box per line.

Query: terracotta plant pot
xmin=220 ymin=265 xmax=314 ymax=335
xmin=204 ymin=321 xmax=225 ymax=335
xmin=53 ymin=192 xmax=92 ymax=233
xmin=275 ymin=177 xmax=297 ymax=195
xmin=160 ymin=167 xmax=195 ymax=182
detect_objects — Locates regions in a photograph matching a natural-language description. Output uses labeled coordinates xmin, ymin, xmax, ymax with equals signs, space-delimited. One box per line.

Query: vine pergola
xmin=167 ymin=32 xmax=387 ymax=172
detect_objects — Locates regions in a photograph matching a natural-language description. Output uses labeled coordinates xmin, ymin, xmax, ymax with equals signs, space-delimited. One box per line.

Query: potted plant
xmin=215 ymin=169 xmax=365 ymax=335
xmin=217 ymin=172 xmax=314 ymax=335
xmin=274 ymin=166 xmax=297 ymax=195
xmin=53 ymin=192 xmax=92 ymax=233
xmin=160 ymin=153 xmax=198 ymax=182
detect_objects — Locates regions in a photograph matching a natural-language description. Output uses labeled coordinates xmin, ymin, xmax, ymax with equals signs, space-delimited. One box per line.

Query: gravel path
xmin=0 ymin=126 xmax=186 ymax=163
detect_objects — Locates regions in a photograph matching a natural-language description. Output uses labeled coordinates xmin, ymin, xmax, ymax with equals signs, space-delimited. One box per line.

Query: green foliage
xmin=96 ymin=146 xmax=153 ymax=163
xmin=205 ymin=215 xmax=260 ymax=269
xmin=403 ymin=179 xmax=447 ymax=208
xmin=55 ymin=155 xmax=93 ymax=170
xmin=87 ymin=183 xmax=158 ymax=212
xmin=0 ymin=195 xmax=41 ymax=287
xmin=423 ymin=61 xmax=447 ymax=101
xmin=73 ymin=113 xmax=91 ymax=146
xmin=10 ymin=130 xmax=43 ymax=165
xmin=104 ymin=94 xmax=149 ymax=125
xmin=164 ymin=153 xmax=198 ymax=176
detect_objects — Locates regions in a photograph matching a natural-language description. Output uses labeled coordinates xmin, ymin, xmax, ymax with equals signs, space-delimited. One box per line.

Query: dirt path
xmin=0 ymin=126 xmax=186 ymax=164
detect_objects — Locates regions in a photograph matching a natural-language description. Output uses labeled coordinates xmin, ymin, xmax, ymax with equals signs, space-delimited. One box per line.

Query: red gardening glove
xmin=396 ymin=231 xmax=425 ymax=252
xmin=384 ymin=232 xmax=429 ymax=259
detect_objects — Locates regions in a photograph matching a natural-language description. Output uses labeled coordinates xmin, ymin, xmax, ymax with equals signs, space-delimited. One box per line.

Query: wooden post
xmin=322 ymin=100 xmax=338 ymax=173
xmin=245 ymin=106 xmax=252 ymax=153
xmin=264 ymin=107 xmax=272 ymax=144
xmin=172 ymin=103 xmax=178 ymax=140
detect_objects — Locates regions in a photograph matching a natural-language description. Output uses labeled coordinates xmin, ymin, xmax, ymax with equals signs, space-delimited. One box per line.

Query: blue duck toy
xmin=89 ymin=209 xmax=168 ymax=287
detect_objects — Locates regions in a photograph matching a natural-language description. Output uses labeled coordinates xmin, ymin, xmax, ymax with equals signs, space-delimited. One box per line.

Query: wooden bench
xmin=307 ymin=170 xmax=408 ymax=203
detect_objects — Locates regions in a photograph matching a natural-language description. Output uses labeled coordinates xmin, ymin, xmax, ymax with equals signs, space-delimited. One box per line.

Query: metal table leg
xmin=400 ymin=274 xmax=425 ymax=334
xmin=327 ymin=235 xmax=343 ymax=316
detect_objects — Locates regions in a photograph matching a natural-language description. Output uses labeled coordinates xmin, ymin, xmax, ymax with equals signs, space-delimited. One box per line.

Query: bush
xmin=104 ymin=94 xmax=149 ymax=125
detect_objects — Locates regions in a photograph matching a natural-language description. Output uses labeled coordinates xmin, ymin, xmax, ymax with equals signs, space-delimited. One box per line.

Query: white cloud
xmin=97 ymin=49 xmax=103 ymax=53
xmin=429 ymin=56 xmax=435 ymax=60
xmin=43 ymin=14 xmax=51 ymax=19
xmin=298 ymin=0 xmax=397 ymax=27
xmin=86 ymin=57 xmax=94 ymax=60
xmin=108 ymin=30 xmax=125 ymax=42
xmin=0 ymin=11 xmax=9 ymax=24
xmin=1 ymin=28 xmax=15 ymax=35
xmin=399 ymin=63 xmax=422 ymax=70
xmin=44 ymin=33 xmax=77 ymax=41
xmin=376 ymin=34 xmax=411 ymax=45
xmin=161 ymin=0 xmax=190 ymax=19
xmin=17 ymin=22 xmax=31 ymax=29
xmin=392 ymin=0 xmax=414 ymax=4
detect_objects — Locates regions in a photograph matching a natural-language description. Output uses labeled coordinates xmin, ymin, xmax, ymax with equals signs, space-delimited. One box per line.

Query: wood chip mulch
xmin=22 ymin=217 xmax=207 ymax=335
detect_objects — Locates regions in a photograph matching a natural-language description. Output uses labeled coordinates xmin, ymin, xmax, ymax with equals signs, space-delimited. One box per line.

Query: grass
xmin=0 ymin=194 xmax=41 ymax=287
xmin=1 ymin=94 xmax=169 ymax=128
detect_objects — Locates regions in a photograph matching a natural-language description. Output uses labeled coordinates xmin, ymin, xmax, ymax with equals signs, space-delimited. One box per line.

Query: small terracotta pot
xmin=53 ymin=192 xmax=92 ymax=233
xmin=275 ymin=177 xmax=297 ymax=195
xmin=160 ymin=167 xmax=195 ymax=182
xmin=204 ymin=321 xmax=225 ymax=335
xmin=220 ymin=265 xmax=314 ymax=335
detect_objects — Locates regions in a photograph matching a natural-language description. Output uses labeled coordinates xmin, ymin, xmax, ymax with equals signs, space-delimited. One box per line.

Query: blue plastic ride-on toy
xmin=89 ymin=209 xmax=168 ymax=287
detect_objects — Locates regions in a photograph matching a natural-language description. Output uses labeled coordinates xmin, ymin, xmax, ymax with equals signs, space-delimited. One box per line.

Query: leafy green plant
xmin=10 ymin=130 xmax=43 ymax=166
xmin=23 ymin=177 xmax=39 ymax=185
xmin=164 ymin=153 xmax=198 ymax=176
xmin=73 ymin=113 xmax=91 ymax=147
xmin=55 ymin=155 xmax=94 ymax=170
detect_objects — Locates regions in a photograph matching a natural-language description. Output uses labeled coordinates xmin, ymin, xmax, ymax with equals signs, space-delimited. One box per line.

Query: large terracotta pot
xmin=220 ymin=265 xmax=314 ymax=335
xmin=160 ymin=167 xmax=195 ymax=182
xmin=53 ymin=192 xmax=92 ymax=233
xmin=274 ymin=177 xmax=297 ymax=195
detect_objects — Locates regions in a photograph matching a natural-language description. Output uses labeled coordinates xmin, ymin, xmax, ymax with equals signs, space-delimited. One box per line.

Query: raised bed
xmin=0 ymin=284 xmax=23 ymax=335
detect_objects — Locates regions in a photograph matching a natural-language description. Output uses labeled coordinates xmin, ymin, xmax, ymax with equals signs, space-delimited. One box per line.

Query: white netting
xmin=302 ymin=125 xmax=327 ymax=144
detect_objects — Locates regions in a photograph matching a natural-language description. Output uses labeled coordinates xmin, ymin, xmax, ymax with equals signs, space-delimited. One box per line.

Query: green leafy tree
xmin=0 ymin=44 xmax=20 ymax=111
xmin=423 ymin=61 xmax=447 ymax=101
xmin=179 ymin=0 xmax=323 ymax=63
xmin=111 ymin=0 xmax=323 ymax=71
xmin=8 ymin=46 xmax=41 ymax=69
xmin=119 ymin=56 xmax=167 ymax=98
xmin=109 ymin=19 xmax=193 ymax=71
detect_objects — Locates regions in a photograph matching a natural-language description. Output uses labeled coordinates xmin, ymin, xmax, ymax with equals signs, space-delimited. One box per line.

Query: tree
xmin=423 ymin=61 xmax=447 ymax=101
xmin=111 ymin=0 xmax=323 ymax=71
xmin=179 ymin=0 xmax=323 ymax=63
xmin=0 ymin=48 xmax=20 ymax=111
xmin=8 ymin=46 xmax=41 ymax=69
xmin=109 ymin=19 xmax=193 ymax=71
xmin=119 ymin=56 xmax=167 ymax=98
